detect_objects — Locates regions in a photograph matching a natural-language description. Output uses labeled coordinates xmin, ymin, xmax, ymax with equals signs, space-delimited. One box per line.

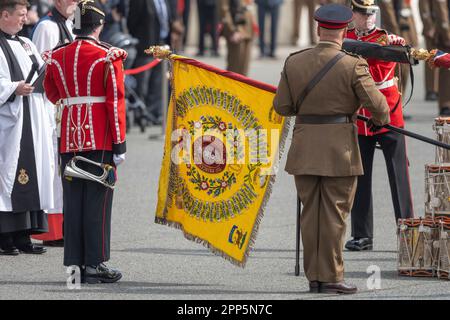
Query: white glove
xmin=387 ymin=34 xmax=406 ymax=46
xmin=113 ymin=153 xmax=126 ymax=166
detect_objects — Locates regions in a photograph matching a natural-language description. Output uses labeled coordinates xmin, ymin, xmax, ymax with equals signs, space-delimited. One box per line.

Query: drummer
xmin=344 ymin=0 xmax=415 ymax=252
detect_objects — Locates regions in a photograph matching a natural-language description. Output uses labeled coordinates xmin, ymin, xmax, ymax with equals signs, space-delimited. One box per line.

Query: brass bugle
xmin=64 ymin=156 xmax=116 ymax=189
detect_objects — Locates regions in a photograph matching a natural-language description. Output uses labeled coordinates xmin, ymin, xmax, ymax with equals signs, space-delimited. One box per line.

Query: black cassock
xmin=0 ymin=31 xmax=48 ymax=245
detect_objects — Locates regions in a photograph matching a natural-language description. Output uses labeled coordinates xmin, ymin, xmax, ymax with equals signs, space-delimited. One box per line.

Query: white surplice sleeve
xmin=0 ymin=50 xmax=20 ymax=106
xmin=32 ymin=20 xmax=60 ymax=55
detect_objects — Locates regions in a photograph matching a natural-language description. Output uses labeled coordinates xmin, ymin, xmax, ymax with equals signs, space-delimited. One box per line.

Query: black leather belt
xmin=295 ymin=115 xmax=353 ymax=125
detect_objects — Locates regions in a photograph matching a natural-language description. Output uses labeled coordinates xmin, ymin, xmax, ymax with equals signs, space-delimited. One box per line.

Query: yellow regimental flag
xmin=155 ymin=55 xmax=289 ymax=267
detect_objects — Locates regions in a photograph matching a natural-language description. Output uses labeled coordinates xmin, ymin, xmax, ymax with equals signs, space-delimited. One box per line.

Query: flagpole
xmin=161 ymin=59 xmax=169 ymax=135
xmin=145 ymin=46 xmax=173 ymax=139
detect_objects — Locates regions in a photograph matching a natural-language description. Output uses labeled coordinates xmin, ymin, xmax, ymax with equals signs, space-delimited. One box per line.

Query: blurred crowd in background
xmin=19 ymin=0 xmax=449 ymax=129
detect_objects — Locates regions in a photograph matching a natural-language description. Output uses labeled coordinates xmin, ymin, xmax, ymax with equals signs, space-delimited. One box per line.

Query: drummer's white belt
xmin=56 ymin=96 xmax=106 ymax=139
xmin=60 ymin=96 xmax=106 ymax=106
xmin=376 ymin=79 xmax=395 ymax=90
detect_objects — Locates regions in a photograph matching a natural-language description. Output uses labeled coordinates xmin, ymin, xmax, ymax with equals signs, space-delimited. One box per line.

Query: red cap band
xmin=318 ymin=22 xmax=348 ymax=29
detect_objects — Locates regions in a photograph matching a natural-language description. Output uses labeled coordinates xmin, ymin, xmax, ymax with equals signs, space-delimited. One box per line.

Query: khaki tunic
xmin=379 ymin=0 xmax=418 ymax=46
xmin=274 ymin=42 xmax=390 ymax=177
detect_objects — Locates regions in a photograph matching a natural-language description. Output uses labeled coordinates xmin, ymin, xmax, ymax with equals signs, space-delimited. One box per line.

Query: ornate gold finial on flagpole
xmin=145 ymin=45 xmax=173 ymax=59
xmin=410 ymin=48 xmax=435 ymax=61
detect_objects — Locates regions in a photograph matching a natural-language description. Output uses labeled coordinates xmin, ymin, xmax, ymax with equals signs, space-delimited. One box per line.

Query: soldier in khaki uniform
xmin=378 ymin=0 xmax=418 ymax=47
xmin=420 ymin=0 xmax=439 ymax=100
xmin=433 ymin=0 xmax=450 ymax=115
xmin=378 ymin=0 xmax=400 ymax=35
xmin=220 ymin=0 xmax=255 ymax=76
xmin=273 ymin=4 xmax=390 ymax=294
xmin=292 ymin=0 xmax=318 ymax=46
xmin=378 ymin=0 xmax=418 ymax=94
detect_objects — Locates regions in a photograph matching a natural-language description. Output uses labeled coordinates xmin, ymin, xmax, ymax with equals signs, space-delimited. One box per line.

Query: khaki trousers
xmin=292 ymin=0 xmax=317 ymax=45
xmin=294 ymin=175 xmax=357 ymax=283
xmin=425 ymin=36 xmax=439 ymax=94
xmin=226 ymin=38 xmax=253 ymax=76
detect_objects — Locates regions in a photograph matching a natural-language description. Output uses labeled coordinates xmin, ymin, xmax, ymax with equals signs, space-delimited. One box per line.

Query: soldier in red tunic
xmin=44 ymin=0 xmax=127 ymax=284
xmin=344 ymin=0 xmax=414 ymax=251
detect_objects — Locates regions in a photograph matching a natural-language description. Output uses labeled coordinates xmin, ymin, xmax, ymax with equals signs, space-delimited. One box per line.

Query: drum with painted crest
xmin=425 ymin=164 xmax=450 ymax=219
xmin=438 ymin=219 xmax=450 ymax=280
xmin=397 ymin=218 xmax=440 ymax=277
xmin=433 ymin=117 xmax=450 ymax=163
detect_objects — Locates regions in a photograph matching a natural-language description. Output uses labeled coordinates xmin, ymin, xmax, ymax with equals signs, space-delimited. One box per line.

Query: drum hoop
xmin=434 ymin=117 xmax=450 ymax=126
xmin=398 ymin=218 xmax=439 ymax=228
xmin=426 ymin=165 xmax=450 ymax=173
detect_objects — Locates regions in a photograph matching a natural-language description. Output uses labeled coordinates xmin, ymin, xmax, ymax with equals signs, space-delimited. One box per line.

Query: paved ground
xmin=1 ymin=43 xmax=450 ymax=300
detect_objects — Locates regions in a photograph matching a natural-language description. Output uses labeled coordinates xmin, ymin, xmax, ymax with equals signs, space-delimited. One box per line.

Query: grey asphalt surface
xmin=1 ymin=44 xmax=450 ymax=300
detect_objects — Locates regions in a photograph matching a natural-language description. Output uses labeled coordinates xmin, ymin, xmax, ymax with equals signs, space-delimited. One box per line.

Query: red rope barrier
xmin=124 ymin=59 xmax=161 ymax=76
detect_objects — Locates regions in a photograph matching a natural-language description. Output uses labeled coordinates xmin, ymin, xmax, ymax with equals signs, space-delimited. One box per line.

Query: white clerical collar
xmin=0 ymin=30 xmax=18 ymax=40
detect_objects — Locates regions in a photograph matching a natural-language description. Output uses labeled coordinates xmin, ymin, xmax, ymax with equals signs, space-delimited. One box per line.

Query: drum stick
xmin=357 ymin=115 xmax=450 ymax=150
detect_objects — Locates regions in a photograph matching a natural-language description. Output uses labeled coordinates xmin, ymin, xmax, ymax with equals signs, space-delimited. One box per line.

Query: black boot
xmin=320 ymin=282 xmax=358 ymax=294
xmin=440 ymin=107 xmax=450 ymax=116
xmin=84 ymin=263 xmax=122 ymax=284
xmin=0 ymin=234 xmax=19 ymax=256
xmin=345 ymin=238 xmax=373 ymax=251
xmin=13 ymin=232 xmax=46 ymax=254
xmin=43 ymin=239 xmax=64 ymax=247
xmin=425 ymin=92 xmax=438 ymax=101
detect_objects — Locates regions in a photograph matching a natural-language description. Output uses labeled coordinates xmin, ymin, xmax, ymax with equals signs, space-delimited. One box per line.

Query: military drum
xmin=397 ymin=218 xmax=440 ymax=277
xmin=434 ymin=117 xmax=450 ymax=164
xmin=425 ymin=164 xmax=450 ymax=219
xmin=438 ymin=219 xmax=450 ymax=280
